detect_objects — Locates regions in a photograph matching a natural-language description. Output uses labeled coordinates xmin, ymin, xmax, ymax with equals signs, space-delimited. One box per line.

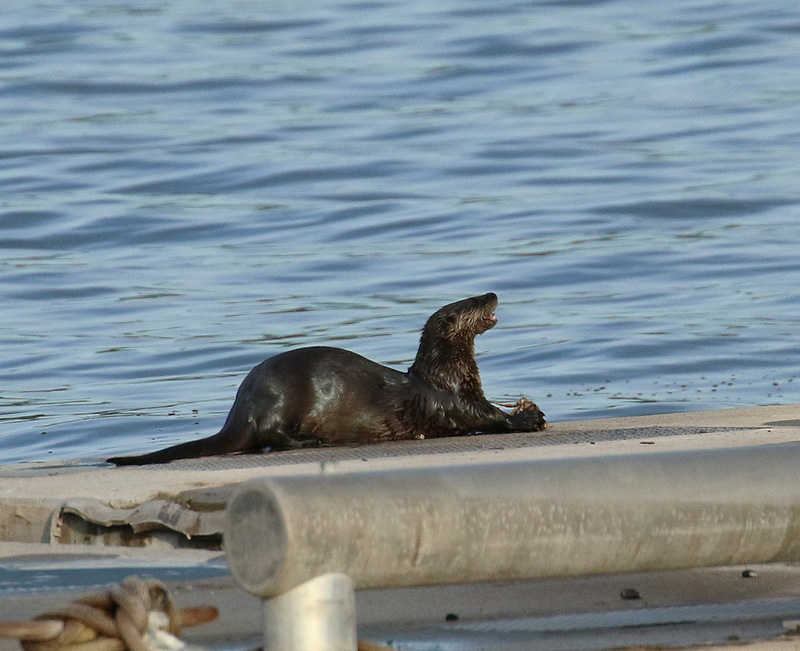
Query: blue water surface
xmin=1 ymin=0 xmax=799 ymax=463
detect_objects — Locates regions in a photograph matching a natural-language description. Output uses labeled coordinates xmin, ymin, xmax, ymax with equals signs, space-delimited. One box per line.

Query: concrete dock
xmin=1 ymin=404 xmax=799 ymax=650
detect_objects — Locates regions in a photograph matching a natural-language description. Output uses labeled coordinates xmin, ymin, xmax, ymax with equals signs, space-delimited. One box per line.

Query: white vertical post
xmin=262 ymin=573 xmax=357 ymax=651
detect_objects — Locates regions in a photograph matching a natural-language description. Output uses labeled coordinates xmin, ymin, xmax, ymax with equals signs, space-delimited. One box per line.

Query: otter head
xmin=409 ymin=293 xmax=498 ymax=394
xmin=422 ymin=293 xmax=499 ymax=342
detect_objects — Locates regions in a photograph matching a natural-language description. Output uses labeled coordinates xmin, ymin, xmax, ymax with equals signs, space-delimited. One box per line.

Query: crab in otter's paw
xmin=509 ymin=396 xmax=547 ymax=431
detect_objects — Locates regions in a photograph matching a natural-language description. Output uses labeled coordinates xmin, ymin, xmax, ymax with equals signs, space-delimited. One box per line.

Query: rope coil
xmin=0 ymin=576 xmax=216 ymax=651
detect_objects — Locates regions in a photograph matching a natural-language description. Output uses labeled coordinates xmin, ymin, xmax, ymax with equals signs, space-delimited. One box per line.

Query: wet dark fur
xmin=107 ymin=293 xmax=545 ymax=465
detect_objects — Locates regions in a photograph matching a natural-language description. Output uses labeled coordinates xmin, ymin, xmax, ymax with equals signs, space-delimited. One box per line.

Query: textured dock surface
xmin=0 ymin=405 xmax=799 ymax=651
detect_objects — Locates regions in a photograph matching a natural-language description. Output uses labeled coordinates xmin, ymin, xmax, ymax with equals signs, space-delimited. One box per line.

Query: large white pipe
xmin=225 ymin=442 xmax=800 ymax=599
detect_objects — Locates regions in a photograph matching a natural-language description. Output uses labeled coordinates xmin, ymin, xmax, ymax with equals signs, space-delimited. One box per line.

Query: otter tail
xmin=107 ymin=423 xmax=258 ymax=466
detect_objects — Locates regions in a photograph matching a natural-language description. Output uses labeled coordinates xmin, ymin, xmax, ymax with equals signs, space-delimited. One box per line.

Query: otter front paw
xmin=509 ymin=397 xmax=546 ymax=431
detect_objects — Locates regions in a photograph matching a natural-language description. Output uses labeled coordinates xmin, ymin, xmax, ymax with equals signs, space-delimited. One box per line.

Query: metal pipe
xmin=225 ymin=442 xmax=800 ymax=599
xmin=261 ymin=573 xmax=356 ymax=651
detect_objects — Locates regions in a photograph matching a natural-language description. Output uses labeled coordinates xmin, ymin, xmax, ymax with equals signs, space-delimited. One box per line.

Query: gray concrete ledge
xmin=0 ymin=404 xmax=798 ymax=547
xmin=2 ymin=561 xmax=800 ymax=651
xmin=0 ymin=406 xmax=799 ymax=651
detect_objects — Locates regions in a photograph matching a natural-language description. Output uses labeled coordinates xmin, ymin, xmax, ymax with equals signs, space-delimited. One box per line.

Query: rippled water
xmin=1 ymin=0 xmax=799 ymax=464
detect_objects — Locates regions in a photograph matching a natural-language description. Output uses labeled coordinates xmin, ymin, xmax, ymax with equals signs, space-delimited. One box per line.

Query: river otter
xmin=107 ymin=293 xmax=545 ymax=465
